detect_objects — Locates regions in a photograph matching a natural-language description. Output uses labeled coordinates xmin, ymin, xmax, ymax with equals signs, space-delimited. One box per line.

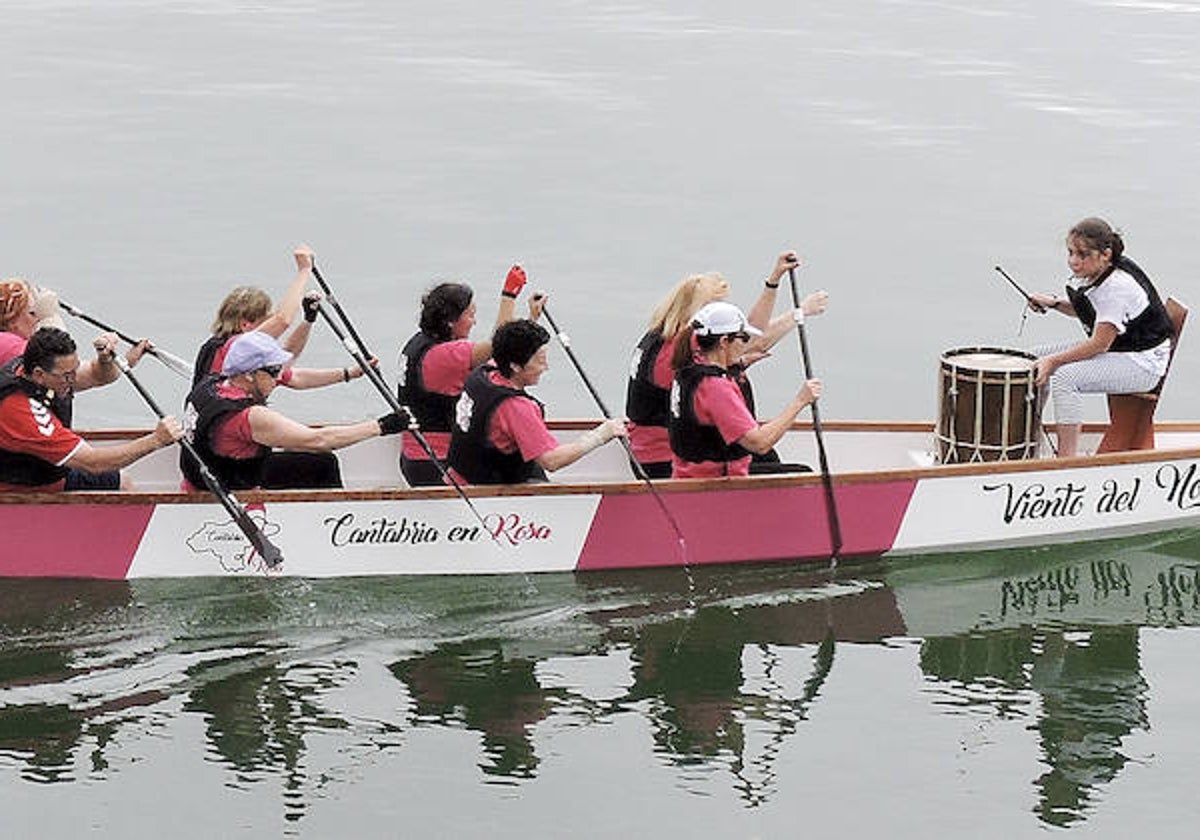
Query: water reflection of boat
xmin=4 ymin=538 xmax=1200 ymax=827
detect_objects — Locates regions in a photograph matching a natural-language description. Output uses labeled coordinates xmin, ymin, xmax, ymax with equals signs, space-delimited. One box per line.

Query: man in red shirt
xmin=0 ymin=328 xmax=182 ymax=492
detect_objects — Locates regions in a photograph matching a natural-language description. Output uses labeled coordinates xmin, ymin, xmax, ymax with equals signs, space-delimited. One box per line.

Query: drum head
xmin=942 ymin=347 xmax=1036 ymax=372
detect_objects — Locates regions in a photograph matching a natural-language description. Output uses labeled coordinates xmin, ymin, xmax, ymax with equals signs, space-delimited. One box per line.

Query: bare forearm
xmin=68 ymin=434 xmax=168 ymax=474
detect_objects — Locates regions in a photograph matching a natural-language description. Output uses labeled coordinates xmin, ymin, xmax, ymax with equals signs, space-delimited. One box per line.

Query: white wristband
xmin=792 ymin=307 xmax=805 ymax=324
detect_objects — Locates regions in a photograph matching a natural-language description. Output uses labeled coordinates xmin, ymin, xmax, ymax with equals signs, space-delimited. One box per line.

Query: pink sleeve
xmin=0 ymin=333 xmax=27 ymax=366
xmin=422 ymin=340 xmax=474 ymax=395
xmin=694 ymin=377 xmax=758 ymax=444
xmin=489 ymin=397 xmax=559 ymax=462
xmin=652 ymin=338 xmax=676 ymax=389
xmin=210 ymin=408 xmax=260 ymax=458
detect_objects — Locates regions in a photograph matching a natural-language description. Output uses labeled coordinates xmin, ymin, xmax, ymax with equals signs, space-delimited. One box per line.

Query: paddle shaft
xmin=787 ymin=267 xmax=844 ymax=559
xmin=540 ymin=304 xmax=691 ymax=555
xmin=112 ymin=356 xmax=284 ymax=567
xmin=310 ymin=300 xmax=496 ymax=538
xmin=310 ymin=264 xmax=373 ymax=359
xmin=59 ymin=300 xmax=192 ymax=378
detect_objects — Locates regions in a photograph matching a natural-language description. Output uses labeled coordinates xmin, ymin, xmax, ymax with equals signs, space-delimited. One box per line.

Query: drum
xmin=936 ymin=347 xmax=1041 ymax=463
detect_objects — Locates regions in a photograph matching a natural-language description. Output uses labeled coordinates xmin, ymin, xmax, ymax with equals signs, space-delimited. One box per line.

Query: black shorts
xmin=64 ymin=468 xmax=121 ymax=491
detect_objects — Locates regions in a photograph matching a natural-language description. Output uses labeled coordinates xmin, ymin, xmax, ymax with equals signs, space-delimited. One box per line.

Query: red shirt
xmin=0 ymin=390 xmax=83 ymax=491
xmin=671 ymin=372 xmax=757 ymax=479
xmin=402 ymin=339 xmax=473 ymax=461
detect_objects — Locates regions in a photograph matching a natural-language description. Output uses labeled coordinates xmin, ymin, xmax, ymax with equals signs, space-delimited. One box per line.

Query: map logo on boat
xmin=186 ymin=510 xmax=282 ymax=572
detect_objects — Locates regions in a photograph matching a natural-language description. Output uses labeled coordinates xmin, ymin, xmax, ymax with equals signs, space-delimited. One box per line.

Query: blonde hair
xmin=0 ymin=278 xmax=33 ymax=330
xmin=211 ymin=286 xmax=272 ymax=338
xmin=648 ymin=272 xmax=728 ymax=338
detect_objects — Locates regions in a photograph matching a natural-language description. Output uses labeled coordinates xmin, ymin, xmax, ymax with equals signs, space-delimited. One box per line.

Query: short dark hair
xmin=23 ymin=327 xmax=76 ymax=375
xmin=419 ymin=283 xmax=474 ymax=342
xmin=492 ymin=319 xmax=550 ymax=377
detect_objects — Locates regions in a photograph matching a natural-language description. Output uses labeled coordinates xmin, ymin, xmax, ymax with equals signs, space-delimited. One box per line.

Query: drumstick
xmin=994 ymin=265 xmax=1046 ymax=313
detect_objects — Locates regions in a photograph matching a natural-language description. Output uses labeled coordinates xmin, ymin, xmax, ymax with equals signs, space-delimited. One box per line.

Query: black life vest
xmin=0 ymin=360 xmax=72 ymax=487
xmin=446 ymin=365 xmax=548 ymax=485
xmin=625 ymin=330 xmax=669 ymax=427
xmin=668 ymin=363 xmax=751 ymax=467
xmin=1063 ymin=256 xmax=1173 ymax=353
xmin=180 ymin=375 xmax=270 ymax=490
xmin=398 ymin=332 xmax=458 ymax=433
xmin=192 ymin=334 xmax=229 ymax=386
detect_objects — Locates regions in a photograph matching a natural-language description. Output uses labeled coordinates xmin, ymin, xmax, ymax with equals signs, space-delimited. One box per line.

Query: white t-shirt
xmin=1079 ymin=268 xmax=1171 ymax=377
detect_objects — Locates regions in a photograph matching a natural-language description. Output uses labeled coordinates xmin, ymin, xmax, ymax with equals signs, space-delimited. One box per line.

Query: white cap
xmin=691 ymin=301 xmax=763 ymax=337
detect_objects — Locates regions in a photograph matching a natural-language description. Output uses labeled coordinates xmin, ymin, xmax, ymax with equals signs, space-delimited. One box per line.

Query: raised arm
xmin=470 ymin=265 xmax=526 ymax=366
xmin=746 ymin=251 xmax=799 ymax=330
xmin=255 ymin=244 xmax=314 ymax=339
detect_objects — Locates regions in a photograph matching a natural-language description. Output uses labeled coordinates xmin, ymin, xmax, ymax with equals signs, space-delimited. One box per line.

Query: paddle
xmin=112 ymin=354 xmax=284 ymax=568
xmin=786 ymin=266 xmax=844 ymax=561
xmin=305 ymin=286 xmax=496 ymax=540
xmin=59 ymin=300 xmax=192 ymax=379
xmin=539 ymin=303 xmax=691 ymax=562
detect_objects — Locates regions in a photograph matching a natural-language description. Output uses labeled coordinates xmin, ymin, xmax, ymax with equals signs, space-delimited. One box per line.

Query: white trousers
xmin=1033 ymin=342 xmax=1160 ymax=425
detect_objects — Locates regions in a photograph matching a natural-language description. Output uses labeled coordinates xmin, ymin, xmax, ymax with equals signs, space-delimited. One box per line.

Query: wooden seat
xmin=1096 ymin=296 xmax=1188 ymax=453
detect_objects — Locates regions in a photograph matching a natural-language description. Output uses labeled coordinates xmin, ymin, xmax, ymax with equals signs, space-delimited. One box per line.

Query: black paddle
xmin=993 ymin=266 xmax=1046 ymax=313
xmin=307 ymin=293 xmax=496 ymax=540
xmin=59 ymin=300 xmax=192 ymax=379
xmin=112 ymin=355 xmax=284 ymax=568
xmin=786 ymin=266 xmax=843 ymax=561
xmin=539 ymin=303 xmax=691 ymax=561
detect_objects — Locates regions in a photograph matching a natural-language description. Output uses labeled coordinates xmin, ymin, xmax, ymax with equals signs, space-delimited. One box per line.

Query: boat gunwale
xmin=7 ymin=421 xmax=1200 ymax=506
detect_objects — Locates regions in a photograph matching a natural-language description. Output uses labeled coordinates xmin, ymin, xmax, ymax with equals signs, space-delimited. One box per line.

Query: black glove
xmin=302 ymin=291 xmax=322 ymax=323
xmin=378 ymin=410 xmax=412 ymax=436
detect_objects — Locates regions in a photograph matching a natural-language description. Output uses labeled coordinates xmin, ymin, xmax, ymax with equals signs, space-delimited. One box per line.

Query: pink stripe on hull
xmin=576 ymin=480 xmax=917 ymax=571
xmin=0 ymin=504 xmax=155 ymax=579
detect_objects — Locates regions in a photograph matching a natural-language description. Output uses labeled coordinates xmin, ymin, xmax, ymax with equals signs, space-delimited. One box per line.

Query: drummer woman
xmin=1028 ymin=217 xmax=1173 ymax=457
xmin=668 ymin=301 xmax=822 ymax=479
xmin=625 ymin=251 xmax=828 ymax=478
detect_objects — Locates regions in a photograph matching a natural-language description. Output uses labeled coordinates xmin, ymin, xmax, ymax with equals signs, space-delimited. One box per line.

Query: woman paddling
xmin=626 ymin=251 xmax=828 ymax=478
xmin=1027 ymin=217 xmax=1173 ymax=457
xmin=397 ymin=266 xmax=538 ymax=485
xmin=668 ymin=301 xmax=821 ymax=479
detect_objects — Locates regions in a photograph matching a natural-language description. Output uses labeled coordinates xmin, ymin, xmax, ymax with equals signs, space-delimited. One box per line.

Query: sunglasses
xmin=259 ymin=364 xmax=284 ymax=379
xmin=724 ymin=331 xmax=752 ymax=343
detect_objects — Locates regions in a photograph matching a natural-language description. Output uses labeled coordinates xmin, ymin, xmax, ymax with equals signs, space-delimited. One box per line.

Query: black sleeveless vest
xmin=192 ymin=334 xmax=229 ymax=386
xmin=398 ymin=332 xmax=458 ymax=433
xmin=668 ymin=363 xmax=751 ymax=467
xmin=181 ymin=375 xmax=270 ymax=490
xmin=1063 ymin=256 xmax=1173 ymax=353
xmin=625 ymin=330 xmax=669 ymax=427
xmin=0 ymin=360 xmax=73 ymax=487
xmin=447 ymin=365 xmax=547 ymax=484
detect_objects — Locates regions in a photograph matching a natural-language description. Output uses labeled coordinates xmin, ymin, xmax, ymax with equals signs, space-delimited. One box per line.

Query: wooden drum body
xmin=936 ymin=347 xmax=1041 ymax=463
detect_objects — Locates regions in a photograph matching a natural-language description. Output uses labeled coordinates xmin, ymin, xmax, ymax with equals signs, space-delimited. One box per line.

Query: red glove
xmin=502 ymin=265 xmax=527 ymax=298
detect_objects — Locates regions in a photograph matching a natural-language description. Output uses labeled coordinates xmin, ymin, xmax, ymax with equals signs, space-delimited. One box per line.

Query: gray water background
xmin=4 ymin=2 xmax=1200 ymax=837
xmin=4 ymin=0 xmax=1198 ymax=428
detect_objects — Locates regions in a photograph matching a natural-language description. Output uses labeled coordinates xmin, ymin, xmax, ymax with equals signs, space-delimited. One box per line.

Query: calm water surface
xmin=5 ymin=538 xmax=1200 ymax=836
xmin=4 ymin=0 xmax=1200 ymax=836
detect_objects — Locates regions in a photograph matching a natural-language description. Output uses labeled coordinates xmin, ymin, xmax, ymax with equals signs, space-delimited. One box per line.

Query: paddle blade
xmin=148 ymin=347 xmax=193 ymax=380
